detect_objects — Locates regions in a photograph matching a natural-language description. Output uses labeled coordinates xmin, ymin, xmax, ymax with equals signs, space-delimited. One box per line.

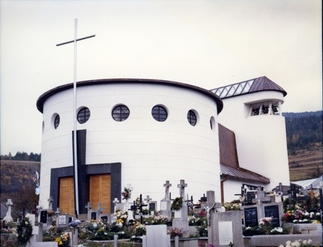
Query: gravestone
xmin=3 ymin=199 xmax=13 ymax=222
xmin=172 ymin=180 xmax=191 ymax=238
xmin=40 ymin=210 xmax=47 ymax=224
xmin=88 ymin=202 xmax=105 ymax=221
xmin=244 ymin=206 xmax=258 ymax=227
xmin=145 ymin=225 xmax=170 ymax=247
xmin=48 ymin=196 xmax=53 ymax=210
xmin=208 ymin=190 xmax=243 ymax=247
xmin=113 ymin=198 xmax=119 ymax=213
xmin=57 ymin=214 xmax=69 ymax=230
xmin=149 ymin=201 xmax=157 ymax=215
xmin=242 ymin=202 xmax=284 ymax=227
xmin=160 ymin=180 xmax=172 ymax=219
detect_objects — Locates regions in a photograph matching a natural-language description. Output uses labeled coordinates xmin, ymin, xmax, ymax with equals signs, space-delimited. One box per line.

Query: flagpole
xmin=73 ymin=18 xmax=79 ymax=218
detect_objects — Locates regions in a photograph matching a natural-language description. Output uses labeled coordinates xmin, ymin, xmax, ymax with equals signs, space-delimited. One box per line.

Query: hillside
xmin=284 ymin=111 xmax=323 ymax=181
xmin=288 ymin=146 xmax=323 ymax=181
xmin=0 ymin=160 xmax=40 ymax=196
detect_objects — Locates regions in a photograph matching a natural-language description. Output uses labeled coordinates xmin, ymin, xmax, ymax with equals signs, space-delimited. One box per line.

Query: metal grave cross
xmin=56 ymin=18 xmax=95 ymax=217
xmin=177 ymin=179 xmax=188 ymax=198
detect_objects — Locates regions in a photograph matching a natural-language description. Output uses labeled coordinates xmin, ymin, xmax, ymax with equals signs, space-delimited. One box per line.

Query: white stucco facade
xmin=218 ymin=90 xmax=290 ymax=191
xmin=38 ymin=80 xmax=222 ymax=209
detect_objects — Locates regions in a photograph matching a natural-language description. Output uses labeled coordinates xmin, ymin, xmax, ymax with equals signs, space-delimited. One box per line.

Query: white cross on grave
xmin=97 ymin=202 xmax=105 ymax=214
xmin=55 ymin=207 xmax=62 ymax=215
xmin=163 ymin=181 xmax=172 ymax=200
xmin=3 ymin=199 xmax=13 ymax=221
xmin=85 ymin=202 xmax=93 ymax=213
xmin=145 ymin=195 xmax=152 ymax=204
xmin=48 ymin=196 xmax=53 ymax=210
xmin=177 ymin=179 xmax=187 ymax=198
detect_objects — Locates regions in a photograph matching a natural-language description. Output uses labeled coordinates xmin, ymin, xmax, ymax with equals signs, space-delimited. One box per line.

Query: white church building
xmin=36 ymin=76 xmax=290 ymax=215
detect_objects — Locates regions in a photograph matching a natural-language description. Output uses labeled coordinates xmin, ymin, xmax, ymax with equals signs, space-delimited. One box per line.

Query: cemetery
xmin=1 ymin=180 xmax=322 ymax=247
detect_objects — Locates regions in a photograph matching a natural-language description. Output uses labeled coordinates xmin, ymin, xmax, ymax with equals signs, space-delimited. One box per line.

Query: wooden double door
xmin=59 ymin=174 xmax=111 ymax=215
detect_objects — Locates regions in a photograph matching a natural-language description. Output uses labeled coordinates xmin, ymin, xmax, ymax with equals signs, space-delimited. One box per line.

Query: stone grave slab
xmin=146 ymin=224 xmax=170 ymax=247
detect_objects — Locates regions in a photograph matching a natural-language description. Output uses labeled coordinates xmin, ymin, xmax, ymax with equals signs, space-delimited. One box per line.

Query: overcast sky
xmin=0 ymin=0 xmax=322 ymax=155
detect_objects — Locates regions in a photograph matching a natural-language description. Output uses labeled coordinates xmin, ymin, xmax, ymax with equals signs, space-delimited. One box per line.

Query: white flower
xmin=291 ymin=241 xmax=300 ymax=247
xmin=279 ymin=245 xmax=284 ymax=247
xmin=307 ymin=239 xmax=313 ymax=244
xmin=316 ymin=212 xmax=320 ymax=216
xmin=304 ymin=212 xmax=309 ymax=216
xmin=25 ymin=213 xmax=30 ymax=218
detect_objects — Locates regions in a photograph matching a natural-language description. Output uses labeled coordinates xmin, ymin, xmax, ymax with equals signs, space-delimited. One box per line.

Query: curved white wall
xmin=218 ymin=91 xmax=290 ymax=190
xmin=39 ymin=82 xmax=221 ymax=208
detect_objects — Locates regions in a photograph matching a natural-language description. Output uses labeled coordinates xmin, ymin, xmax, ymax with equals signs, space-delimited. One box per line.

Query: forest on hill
xmin=283 ymin=111 xmax=322 ymax=155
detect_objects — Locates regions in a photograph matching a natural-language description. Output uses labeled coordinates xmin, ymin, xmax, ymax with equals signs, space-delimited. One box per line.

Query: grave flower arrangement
xmin=17 ymin=214 xmax=33 ymax=246
xmin=122 ymin=187 xmax=132 ymax=200
xmin=278 ymin=239 xmax=316 ymax=247
xmin=222 ymin=202 xmax=241 ymax=211
xmin=133 ymin=223 xmax=146 ymax=236
xmin=258 ymin=217 xmax=273 ymax=235
xmin=171 ymin=197 xmax=183 ymax=211
xmin=114 ymin=209 xmax=128 ymax=223
xmin=167 ymin=227 xmax=184 ymax=239
xmin=55 ymin=232 xmax=70 ymax=247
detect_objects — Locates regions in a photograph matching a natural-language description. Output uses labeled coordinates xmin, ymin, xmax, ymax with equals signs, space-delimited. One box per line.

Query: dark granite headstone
xmin=40 ymin=211 xmax=47 ymax=223
xmin=244 ymin=207 xmax=258 ymax=227
xmin=91 ymin=212 xmax=97 ymax=220
xmin=264 ymin=205 xmax=279 ymax=227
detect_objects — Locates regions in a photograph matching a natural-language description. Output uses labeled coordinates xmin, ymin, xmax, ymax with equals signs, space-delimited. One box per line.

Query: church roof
xmin=211 ymin=76 xmax=287 ymax=99
xmin=220 ymin=164 xmax=270 ymax=184
xmin=36 ymin=78 xmax=223 ymax=114
xmin=219 ymin=123 xmax=270 ymax=184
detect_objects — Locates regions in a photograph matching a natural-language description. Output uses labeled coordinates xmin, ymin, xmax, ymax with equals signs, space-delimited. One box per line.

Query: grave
xmin=144 ymin=224 xmax=170 ymax=247
xmin=87 ymin=202 xmax=104 ymax=221
xmin=172 ymin=180 xmax=191 ymax=238
xmin=3 ymin=199 xmax=13 ymax=222
xmin=207 ymin=190 xmax=243 ymax=247
xmin=242 ymin=202 xmax=284 ymax=227
xmin=160 ymin=180 xmax=172 ymax=219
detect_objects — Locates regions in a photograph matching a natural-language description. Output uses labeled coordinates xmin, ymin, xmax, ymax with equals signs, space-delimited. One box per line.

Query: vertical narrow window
xmin=151 ymin=105 xmax=168 ymax=122
xmin=187 ymin=110 xmax=197 ymax=126
xmin=54 ymin=114 xmax=60 ymax=129
xmin=112 ymin=105 xmax=130 ymax=121
xmin=77 ymin=107 xmax=90 ymax=124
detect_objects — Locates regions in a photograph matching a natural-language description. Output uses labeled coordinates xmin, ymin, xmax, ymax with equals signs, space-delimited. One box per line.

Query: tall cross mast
xmin=56 ymin=18 xmax=95 ymax=218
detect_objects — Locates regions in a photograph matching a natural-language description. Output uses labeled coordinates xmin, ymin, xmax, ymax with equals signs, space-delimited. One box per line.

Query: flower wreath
xmin=171 ymin=197 xmax=183 ymax=211
xmin=17 ymin=217 xmax=33 ymax=246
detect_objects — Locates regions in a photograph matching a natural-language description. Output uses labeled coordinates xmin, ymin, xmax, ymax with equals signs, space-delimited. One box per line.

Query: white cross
xmin=56 ymin=19 xmax=95 ymax=217
xmin=177 ymin=179 xmax=188 ymax=198
xmin=48 ymin=196 xmax=53 ymax=209
xmin=144 ymin=195 xmax=152 ymax=204
xmin=85 ymin=202 xmax=93 ymax=212
xmin=163 ymin=180 xmax=172 ymax=200
xmin=6 ymin=199 xmax=13 ymax=207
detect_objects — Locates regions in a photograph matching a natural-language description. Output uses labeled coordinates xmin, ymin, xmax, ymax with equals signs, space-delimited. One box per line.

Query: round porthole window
xmin=112 ymin=105 xmax=130 ymax=121
xmin=77 ymin=107 xmax=90 ymax=124
xmin=187 ymin=110 xmax=197 ymax=126
xmin=151 ymin=105 xmax=168 ymax=122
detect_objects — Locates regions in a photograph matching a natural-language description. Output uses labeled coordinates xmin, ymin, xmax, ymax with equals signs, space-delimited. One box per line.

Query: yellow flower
xmin=59 ymin=241 xmax=63 ymax=245
xmin=55 ymin=237 xmax=61 ymax=242
xmin=117 ymin=219 xmax=124 ymax=224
